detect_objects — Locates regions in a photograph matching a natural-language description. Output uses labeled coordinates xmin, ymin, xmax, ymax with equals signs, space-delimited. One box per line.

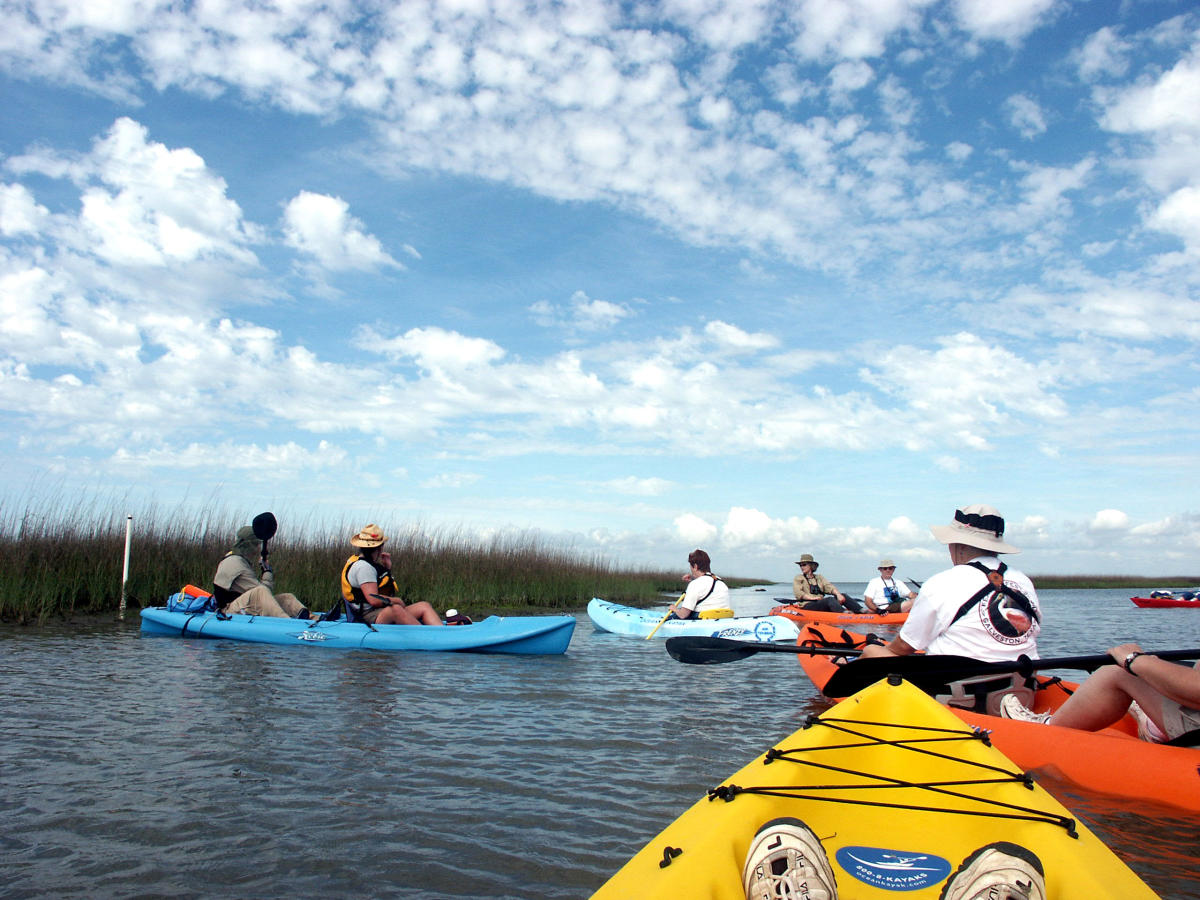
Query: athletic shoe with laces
xmin=1000 ymin=693 xmax=1051 ymax=724
xmin=939 ymin=841 xmax=1047 ymax=900
xmin=743 ymin=817 xmax=836 ymax=900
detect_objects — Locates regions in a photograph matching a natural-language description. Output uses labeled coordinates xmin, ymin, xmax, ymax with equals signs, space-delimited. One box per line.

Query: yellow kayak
xmin=591 ymin=676 xmax=1157 ymax=899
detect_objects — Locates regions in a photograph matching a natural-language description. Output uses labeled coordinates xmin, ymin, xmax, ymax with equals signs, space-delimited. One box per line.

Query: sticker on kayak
xmin=835 ymin=846 xmax=951 ymax=891
xmin=294 ymin=630 xmax=331 ymax=642
xmin=710 ymin=620 xmax=781 ymax=642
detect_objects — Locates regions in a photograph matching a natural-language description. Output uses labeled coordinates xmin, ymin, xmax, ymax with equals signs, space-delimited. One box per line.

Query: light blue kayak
xmin=140 ymin=606 xmax=576 ymax=655
xmin=587 ymin=598 xmax=799 ymax=642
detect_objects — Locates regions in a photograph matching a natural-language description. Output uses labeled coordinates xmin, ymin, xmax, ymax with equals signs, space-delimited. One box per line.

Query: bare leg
xmin=1050 ymin=665 xmax=1166 ymax=732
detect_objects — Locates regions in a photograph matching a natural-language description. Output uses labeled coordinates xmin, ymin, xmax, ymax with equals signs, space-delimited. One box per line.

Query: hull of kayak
xmin=139 ymin=607 xmax=576 ymax=655
xmin=793 ymin=623 xmax=1200 ymax=812
xmin=1131 ymin=595 xmax=1200 ymax=608
xmin=591 ymin=677 xmax=1155 ymax=899
xmin=770 ymin=600 xmax=908 ymax=626
xmin=587 ymin=598 xmax=799 ymax=642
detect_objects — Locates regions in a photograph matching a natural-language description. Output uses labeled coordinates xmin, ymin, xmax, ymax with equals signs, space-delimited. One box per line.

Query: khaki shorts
xmin=1161 ymin=698 xmax=1200 ymax=741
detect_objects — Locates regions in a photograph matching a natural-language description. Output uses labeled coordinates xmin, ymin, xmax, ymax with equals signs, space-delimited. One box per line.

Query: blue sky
xmin=1 ymin=0 xmax=1198 ymax=582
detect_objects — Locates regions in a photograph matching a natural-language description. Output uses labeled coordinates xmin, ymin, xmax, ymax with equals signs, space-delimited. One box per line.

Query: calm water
xmin=1 ymin=586 xmax=1198 ymax=898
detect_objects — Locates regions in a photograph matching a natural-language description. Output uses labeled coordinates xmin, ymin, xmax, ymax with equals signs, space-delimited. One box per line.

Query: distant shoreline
xmin=1028 ymin=575 xmax=1200 ymax=589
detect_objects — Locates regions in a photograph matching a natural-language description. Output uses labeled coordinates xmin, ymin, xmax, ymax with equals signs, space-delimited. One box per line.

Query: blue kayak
xmin=140 ymin=607 xmax=576 ymax=655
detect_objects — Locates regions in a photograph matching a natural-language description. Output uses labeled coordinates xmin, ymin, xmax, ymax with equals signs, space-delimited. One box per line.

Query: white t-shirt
xmin=680 ymin=574 xmax=731 ymax=614
xmin=898 ymin=557 xmax=1040 ymax=660
xmin=863 ymin=576 xmax=914 ymax=609
xmin=347 ymin=558 xmax=380 ymax=591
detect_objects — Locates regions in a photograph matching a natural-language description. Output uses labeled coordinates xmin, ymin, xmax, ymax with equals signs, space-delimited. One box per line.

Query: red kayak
xmin=792 ymin=623 xmax=1200 ymax=813
xmin=1131 ymin=595 xmax=1200 ymax=608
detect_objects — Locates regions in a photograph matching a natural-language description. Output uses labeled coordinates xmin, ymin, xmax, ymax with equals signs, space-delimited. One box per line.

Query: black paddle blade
xmin=251 ymin=511 xmax=277 ymax=542
xmin=665 ymin=636 xmax=863 ymax=666
xmin=823 ymin=654 xmax=984 ymax=697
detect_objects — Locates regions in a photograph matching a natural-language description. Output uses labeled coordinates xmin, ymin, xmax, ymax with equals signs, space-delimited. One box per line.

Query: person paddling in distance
xmin=213 ymin=523 xmax=317 ymax=619
xmin=667 ymin=549 xmax=733 ymax=620
xmin=860 ymin=504 xmax=1041 ymax=714
xmin=792 ymin=554 xmax=854 ymax=612
xmin=1002 ymin=644 xmax=1200 ymax=744
xmin=862 ymin=558 xmax=916 ymax=614
xmin=341 ymin=524 xmax=443 ymax=626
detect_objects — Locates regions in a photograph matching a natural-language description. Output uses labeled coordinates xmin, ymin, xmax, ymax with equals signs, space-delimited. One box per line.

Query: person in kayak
xmin=792 ymin=554 xmax=860 ymax=612
xmin=1001 ymin=644 xmax=1200 ymax=744
xmin=212 ymin=523 xmax=317 ymax=619
xmin=667 ymin=549 xmax=733 ymax=620
xmin=859 ymin=504 xmax=1041 ymax=713
xmin=340 ymin=524 xmax=443 ymax=625
xmin=862 ymin=558 xmax=916 ymax=613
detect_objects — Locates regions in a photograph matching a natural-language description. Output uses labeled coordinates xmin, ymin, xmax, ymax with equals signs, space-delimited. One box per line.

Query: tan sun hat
xmin=878 ymin=558 xmax=895 ymax=568
xmin=795 ymin=553 xmax=818 ymax=567
xmin=350 ymin=524 xmax=387 ymax=548
xmin=930 ymin=504 xmax=1019 ymax=554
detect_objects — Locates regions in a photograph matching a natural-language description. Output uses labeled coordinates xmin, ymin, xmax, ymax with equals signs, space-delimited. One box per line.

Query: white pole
xmin=119 ymin=515 xmax=133 ymax=620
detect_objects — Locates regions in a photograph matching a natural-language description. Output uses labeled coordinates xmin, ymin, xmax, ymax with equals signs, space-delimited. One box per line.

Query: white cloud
xmin=1148 ymin=185 xmax=1200 ymax=255
xmin=602 ymin=476 xmax=676 ymax=496
xmin=953 ymin=0 xmax=1059 ymax=43
xmin=1089 ymin=508 xmax=1130 ymax=532
xmin=1005 ymin=94 xmax=1047 ymax=139
xmin=675 ymin=512 xmax=718 ymax=544
xmin=0 ymin=184 xmax=49 ymax=236
xmin=1074 ymin=26 xmax=1130 ymax=82
xmin=281 ymin=191 xmax=402 ymax=271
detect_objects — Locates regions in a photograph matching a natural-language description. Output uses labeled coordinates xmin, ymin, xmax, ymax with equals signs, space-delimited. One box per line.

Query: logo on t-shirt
xmin=978 ymin=579 xmax=1038 ymax=644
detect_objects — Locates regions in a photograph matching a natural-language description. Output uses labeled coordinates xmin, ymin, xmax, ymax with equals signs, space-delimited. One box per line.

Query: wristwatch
xmin=1123 ymin=651 xmax=1146 ymax=675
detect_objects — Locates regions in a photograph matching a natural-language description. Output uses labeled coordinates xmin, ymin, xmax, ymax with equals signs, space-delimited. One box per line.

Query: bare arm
xmin=1115 ymin=643 xmax=1200 ymax=708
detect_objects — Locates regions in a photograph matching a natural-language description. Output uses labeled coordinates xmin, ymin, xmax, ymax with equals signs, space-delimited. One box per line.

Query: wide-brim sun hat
xmin=878 ymin=558 xmax=895 ymax=568
xmin=350 ymin=524 xmax=387 ymax=548
xmin=930 ymin=504 xmax=1020 ymax=554
xmin=795 ymin=553 xmax=818 ymax=566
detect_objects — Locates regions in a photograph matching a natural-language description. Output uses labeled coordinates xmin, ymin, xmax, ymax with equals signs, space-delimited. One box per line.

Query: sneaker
xmin=1127 ymin=701 xmax=1166 ymax=743
xmin=940 ymin=841 xmax=1047 ymax=900
xmin=743 ymin=817 xmax=836 ymax=900
xmin=1000 ymin=693 xmax=1051 ymax=725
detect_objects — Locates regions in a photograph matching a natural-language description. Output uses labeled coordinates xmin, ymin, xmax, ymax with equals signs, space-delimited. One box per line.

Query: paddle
xmin=252 ymin=511 xmax=277 ymax=567
xmin=823 ymin=648 xmax=1200 ymax=697
xmin=646 ymin=595 xmax=685 ymax=640
xmin=665 ymin=635 xmax=869 ymax=665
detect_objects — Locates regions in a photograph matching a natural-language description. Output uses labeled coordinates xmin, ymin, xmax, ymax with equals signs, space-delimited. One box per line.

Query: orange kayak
xmin=792 ymin=623 xmax=1200 ymax=813
xmin=770 ymin=602 xmax=908 ymax=627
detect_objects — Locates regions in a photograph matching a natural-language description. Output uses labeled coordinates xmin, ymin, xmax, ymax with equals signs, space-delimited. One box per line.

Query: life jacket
xmin=948 ymin=561 xmax=1041 ymax=638
xmin=340 ymin=554 xmax=396 ymax=617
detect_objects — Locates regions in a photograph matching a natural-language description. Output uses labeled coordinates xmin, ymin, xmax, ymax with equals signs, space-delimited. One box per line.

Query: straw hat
xmin=350 ymin=524 xmax=387 ymax=548
xmin=930 ymin=504 xmax=1019 ymax=554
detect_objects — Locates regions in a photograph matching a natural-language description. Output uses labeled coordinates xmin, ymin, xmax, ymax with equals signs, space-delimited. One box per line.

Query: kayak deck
xmin=771 ymin=600 xmax=908 ymax=626
xmin=140 ymin=606 xmax=576 ymax=654
xmin=587 ymin=598 xmax=799 ymax=642
xmin=591 ymin=677 xmax=1155 ymax=898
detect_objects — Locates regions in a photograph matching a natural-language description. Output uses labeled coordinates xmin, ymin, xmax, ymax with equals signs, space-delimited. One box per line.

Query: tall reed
xmin=0 ymin=503 xmax=765 ymax=623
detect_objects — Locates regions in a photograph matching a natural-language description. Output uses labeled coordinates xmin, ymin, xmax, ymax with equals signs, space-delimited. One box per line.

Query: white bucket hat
xmin=930 ymin=504 xmax=1020 ymax=554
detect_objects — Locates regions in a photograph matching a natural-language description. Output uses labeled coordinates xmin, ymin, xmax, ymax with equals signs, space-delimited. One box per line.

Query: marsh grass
xmin=1030 ymin=574 xmax=1200 ymax=589
xmin=0 ymin=502 xmax=765 ymax=623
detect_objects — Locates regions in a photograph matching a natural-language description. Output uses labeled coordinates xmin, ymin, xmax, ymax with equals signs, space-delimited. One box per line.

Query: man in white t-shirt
xmin=861 ymin=504 xmax=1041 ymax=662
xmin=672 ymin=549 xmax=733 ymax=620
xmin=862 ymin=558 xmax=916 ymax=614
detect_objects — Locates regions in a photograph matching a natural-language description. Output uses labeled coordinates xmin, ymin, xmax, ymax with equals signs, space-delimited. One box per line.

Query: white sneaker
xmin=940 ymin=841 xmax=1047 ymax=900
xmin=743 ymin=817 xmax=836 ymax=900
xmin=1127 ymin=701 xmax=1166 ymax=743
xmin=1000 ymin=693 xmax=1051 ymax=724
